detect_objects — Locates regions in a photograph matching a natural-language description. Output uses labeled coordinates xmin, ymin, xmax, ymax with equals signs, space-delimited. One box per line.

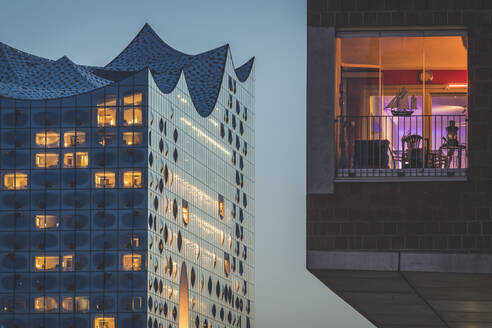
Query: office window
xmin=95 ymin=172 xmax=116 ymax=188
xmin=123 ymin=92 xmax=143 ymax=125
xmin=123 ymin=171 xmax=142 ymax=188
xmin=35 ymin=215 xmax=59 ymax=229
xmin=97 ymin=95 xmax=117 ymax=126
xmin=35 ymin=153 xmax=59 ymax=168
xmin=63 ymin=131 xmax=86 ymax=147
xmin=97 ymin=130 xmax=115 ymax=147
xmin=62 ymin=296 xmax=89 ymax=312
xmin=122 ymin=253 xmax=142 ymax=271
xmin=122 ymin=131 xmax=143 ymax=145
xmin=63 ymin=152 xmax=89 ymax=168
xmin=35 ymin=131 xmax=60 ymax=147
xmin=34 ymin=256 xmax=59 ymax=271
xmin=34 ymin=296 xmax=58 ymax=312
xmin=62 ymin=254 xmax=74 ymax=271
xmin=94 ymin=317 xmax=115 ymax=328
xmin=4 ymin=173 xmax=28 ymax=190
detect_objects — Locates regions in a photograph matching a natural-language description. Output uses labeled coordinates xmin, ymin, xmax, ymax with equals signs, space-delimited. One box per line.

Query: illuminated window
xmin=182 ymin=200 xmax=189 ymax=226
xmin=35 ymin=215 xmax=58 ymax=229
xmin=35 ymin=153 xmax=59 ymax=168
xmin=4 ymin=173 xmax=28 ymax=190
xmin=132 ymin=237 xmax=140 ymax=248
xmin=62 ymin=296 xmax=89 ymax=312
xmin=34 ymin=296 xmax=58 ymax=312
xmin=224 ymin=253 xmax=231 ymax=276
xmin=62 ymin=255 xmax=74 ymax=271
xmin=63 ymin=131 xmax=86 ymax=147
xmin=63 ymin=152 xmax=89 ymax=168
xmin=97 ymin=95 xmax=117 ymax=127
xmin=95 ymin=172 xmax=116 ymax=188
xmin=122 ymin=254 xmax=142 ymax=271
xmin=123 ymin=92 xmax=143 ymax=126
xmin=123 ymin=108 xmax=143 ymax=125
xmin=123 ymin=171 xmax=142 ymax=188
xmin=122 ymin=132 xmax=143 ymax=145
xmin=35 ymin=131 xmax=60 ymax=147
xmin=218 ymin=194 xmax=225 ymax=219
xmin=94 ymin=317 xmax=115 ymax=328
xmin=97 ymin=130 xmax=115 ymax=147
xmin=34 ymin=256 xmax=59 ymax=271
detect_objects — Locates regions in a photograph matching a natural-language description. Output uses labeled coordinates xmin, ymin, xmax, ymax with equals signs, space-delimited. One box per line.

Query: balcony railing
xmin=335 ymin=115 xmax=467 ymax=178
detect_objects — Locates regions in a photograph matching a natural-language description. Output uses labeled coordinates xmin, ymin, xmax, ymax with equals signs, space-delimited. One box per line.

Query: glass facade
xmin=0 ymin=38 xmax=255 ymax=328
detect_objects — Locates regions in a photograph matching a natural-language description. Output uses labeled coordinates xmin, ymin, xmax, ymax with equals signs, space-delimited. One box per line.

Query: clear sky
xmin=0 ymin=1 xmax=372 ymax=326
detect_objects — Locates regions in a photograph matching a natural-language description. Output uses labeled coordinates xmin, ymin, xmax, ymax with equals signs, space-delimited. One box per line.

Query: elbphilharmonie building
xmin=0 ymin=24 xmax=254 ymax=328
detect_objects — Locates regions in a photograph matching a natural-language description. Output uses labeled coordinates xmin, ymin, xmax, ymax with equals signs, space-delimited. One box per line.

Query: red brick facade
xmin=307 ymin=0 xmax=492 ymax=253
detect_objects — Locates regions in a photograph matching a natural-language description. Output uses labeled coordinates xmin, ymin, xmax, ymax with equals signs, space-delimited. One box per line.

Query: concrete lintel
xmin=307 ymin=250 xmax=492 ymax=275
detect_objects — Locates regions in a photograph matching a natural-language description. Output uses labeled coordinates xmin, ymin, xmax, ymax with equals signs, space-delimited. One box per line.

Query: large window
xmin=63 ymin=131 xmax=86 ymax=147
xmin=35 ymin=131 xmax=60 ymax=147
xmin=335 ymin=31 xmax=468 ymax=178
xmin=34 ymin=256 xmax=59 ymax=271
xmin=35 ymin=153 xmax=59 ymax=168
xmin=94 ymin=317 xmax=115 ymax=328
xmin=95 ymin=172 xmax=116 ymax=188
xmin=4 ymin=173 xmax=28 ymax=190
xmin=97 ymin=95 xmax=117 ymax=127
xmin=122 ymin=253 xmax=142 ymax=271
xmin=123 ymin=92 xmax=143 ymax=125
xmin=122 ymin=131 xmax=143 ymax=145
xmin=63 ymin=152 xmax=89 ymax=168
xmin=34 ymin=296 xmax=58 ymax=312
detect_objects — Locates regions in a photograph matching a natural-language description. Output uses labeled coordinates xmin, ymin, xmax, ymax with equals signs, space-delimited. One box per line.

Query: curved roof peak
xmin=0 ymin=24 xmax=254 ymax=117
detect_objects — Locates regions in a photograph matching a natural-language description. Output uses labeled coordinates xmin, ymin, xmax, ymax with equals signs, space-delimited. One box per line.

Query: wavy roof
xmin=0 ymin=24 xmax=254 ymax=117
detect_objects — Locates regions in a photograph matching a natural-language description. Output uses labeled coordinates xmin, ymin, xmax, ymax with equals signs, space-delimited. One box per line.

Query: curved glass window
xmin=63 ymin=152 xmax=89 ymax=168
xmin=122 ymin=132 xmax=143 ymax=145
xmin=4 ymin=173 xmax=28 ymax=190
xmin=95 ymin=172 xmax=115 ymax=188
xmin=34 ymin=296 xmax=58 ymax=312
xmin=123 ymin=171 xmax=142 ymax=188
xmin=35 ymin=131 xmax=60 ymax=147
xmin=35 ymin=153 xmax=59 ymax=168
xmin=63 ymin=131 xmax=86 ymax=147
xmin=122 ymin=253 xmax=142 ymax=271
xmin=35 ymin=215 xmax=58 ymax=229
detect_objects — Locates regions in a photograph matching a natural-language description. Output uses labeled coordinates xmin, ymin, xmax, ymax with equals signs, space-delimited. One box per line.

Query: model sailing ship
xmin=386 ymin=88 xmax=417 ymax=116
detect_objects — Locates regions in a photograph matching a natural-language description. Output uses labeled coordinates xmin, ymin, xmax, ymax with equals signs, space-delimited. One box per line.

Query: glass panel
xmin=34 ymin=256 xmax=59 ymax=271
xmin=4 ymin=173 xmax=28 ymax=190
xmin=122 ymin=132 xmax=143 ymax=145
xmin=123 ymin=92 xmax=142 ymax=106
xmin=95 ymin=172 xmax=116 ymax=188
xmin=34 ymin=296 xmax=58 ymax=312
xmin=123 ymin=108 xmax=143 ymax=125
xmin=63 ymin=131 xmax=86 ymax=147
xmin=122 ymin=171 xmax=142 ymax=188
xmin=97 ymin=95 xmax=117 ymax=127
xmin=63 ymin=152 xmax=89 ymax=168
xmin=97 ymin=130 xmax=115 ymax=147
xmin=35 ymin=153 xmax=59 ymax=168
xmin=35 ymin=131 xmax=60 ymax=147
xmin=61 ymin=297 xmax=74 ymax=312
xmin=35 ymin=215 xmax=59 ymax=229
xmin=62 ymin=254 xmax=74 ymax=271
xmin=122 ymin=254 xmax=142 ymax=271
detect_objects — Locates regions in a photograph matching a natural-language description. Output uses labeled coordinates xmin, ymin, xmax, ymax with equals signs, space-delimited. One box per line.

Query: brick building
xmin=306 ymin=1 xmax=492 ymax=327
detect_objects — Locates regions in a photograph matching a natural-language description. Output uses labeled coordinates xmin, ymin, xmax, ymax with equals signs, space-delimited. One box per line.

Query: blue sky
xmin=0 ymin=1 xmax=372 ymax=326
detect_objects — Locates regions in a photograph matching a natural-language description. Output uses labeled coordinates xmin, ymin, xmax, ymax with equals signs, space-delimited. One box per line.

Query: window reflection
xmin=35 ymin=215 xmax=58 ymax=229
xmin=34 ymin=256 xmax=59 ymax=271
xmin=35 ymin=131 xmax=60 ymax=147
xmin=122 ymin=132 xmax=143 ymax=145
xmin=123 ymin=171 xmax=142 ymax=188
xmin=63 ymin=152 xmax=89 ymax=168
xmin=63 ymin=131 xmax=86 ymax=147
xmin=4 ymin=173 xmax=28 ymax=190
xmin=122 ymin=254 xmax=142 ymax=271
xmin=95 ymin=172 xmax=116 ymax=188
xmin=35 ymin=153 xmax=59 ymax=168
xmin=34 ymin=296 xmax=58 ymax=312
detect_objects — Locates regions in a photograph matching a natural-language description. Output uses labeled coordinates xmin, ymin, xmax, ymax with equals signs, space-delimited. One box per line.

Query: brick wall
xmin=307 ymin=0 xmax=492 ymax=253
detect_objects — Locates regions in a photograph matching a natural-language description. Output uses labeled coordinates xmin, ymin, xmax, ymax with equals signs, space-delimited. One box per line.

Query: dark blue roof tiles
xmin=0 ymin=24 xmax=253 ymax=116
xmin=235 ymin=57 xmax=255 ymax=82
xmin=0 ymin=42 xmax=110 ymax=99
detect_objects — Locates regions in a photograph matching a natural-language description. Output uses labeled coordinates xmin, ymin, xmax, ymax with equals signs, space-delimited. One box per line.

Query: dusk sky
xmin=0 ymin=1 xmax=372 ymax=326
